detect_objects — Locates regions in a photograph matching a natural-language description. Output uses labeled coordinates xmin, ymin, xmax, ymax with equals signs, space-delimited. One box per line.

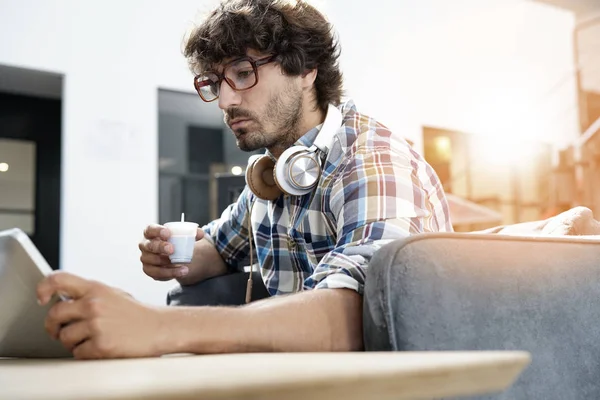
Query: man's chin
xmin=236 ymin=137 xmax=261 ymax=152
xmin=235 ymin=129 xmax=270 ymax=152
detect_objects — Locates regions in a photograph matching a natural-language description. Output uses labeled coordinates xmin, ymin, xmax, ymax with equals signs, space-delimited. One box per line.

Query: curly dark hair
xmin=183 ymin=0 xmax=343 ymax=111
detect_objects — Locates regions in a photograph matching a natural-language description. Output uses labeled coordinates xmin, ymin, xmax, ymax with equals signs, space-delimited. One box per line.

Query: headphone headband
xmin=313 ymin=104 xmax=343 ymax=154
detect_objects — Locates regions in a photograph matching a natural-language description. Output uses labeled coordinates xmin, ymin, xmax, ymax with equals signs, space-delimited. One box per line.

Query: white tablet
xmin=0 ymin=228 xmax=72 ymax=358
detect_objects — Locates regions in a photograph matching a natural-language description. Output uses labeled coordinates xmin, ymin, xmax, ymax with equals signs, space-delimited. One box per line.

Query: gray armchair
xmin=363 ymin=208 xmax=600 ymax=399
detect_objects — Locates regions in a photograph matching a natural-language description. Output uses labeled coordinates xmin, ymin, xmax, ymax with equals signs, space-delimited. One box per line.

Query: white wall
xmin=324 ymin=0 xmax=579 ymax=150
xmin=0 ymin=0 xmax=578 ymax=304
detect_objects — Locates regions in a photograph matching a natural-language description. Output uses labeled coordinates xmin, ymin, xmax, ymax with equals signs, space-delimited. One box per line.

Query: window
xmin=0 ymin=139 xmax=36 ymax=234
xmin=158 ymin=89 xmax=260 ymax=226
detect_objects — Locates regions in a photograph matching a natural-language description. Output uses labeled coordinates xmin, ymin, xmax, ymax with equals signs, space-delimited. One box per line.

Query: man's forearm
xmin=157 ymin=288 xmax=364 ymax=354
xmin=176 ymin=238 xmax=228 ymax=286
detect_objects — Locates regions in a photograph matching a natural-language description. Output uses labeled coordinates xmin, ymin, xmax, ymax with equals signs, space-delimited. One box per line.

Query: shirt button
xmin=288 ymin=237 xmax=297 ymax=250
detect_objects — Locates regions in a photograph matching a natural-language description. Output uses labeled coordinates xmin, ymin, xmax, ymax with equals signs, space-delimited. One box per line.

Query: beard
xmin=226 ymin=83 xmax=303 ymax=152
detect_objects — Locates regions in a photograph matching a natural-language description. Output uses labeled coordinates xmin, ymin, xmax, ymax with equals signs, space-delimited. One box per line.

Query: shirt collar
xmin=294 ymin=123 xmax=323 ymax=148
xmin=295 ymin=99 xmax=356 ymax=147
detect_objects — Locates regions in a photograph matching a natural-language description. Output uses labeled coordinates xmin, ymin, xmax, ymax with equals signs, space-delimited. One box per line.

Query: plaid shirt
xmin=202 ymin=100 xmax=453 ymax=296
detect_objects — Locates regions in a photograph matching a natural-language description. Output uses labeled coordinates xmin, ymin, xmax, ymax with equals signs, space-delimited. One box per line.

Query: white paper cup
xmin=164 ymin=221 xmax=199 ymax=264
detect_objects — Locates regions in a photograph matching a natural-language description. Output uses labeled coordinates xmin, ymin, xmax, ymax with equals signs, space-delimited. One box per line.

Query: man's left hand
xmin=37 ymin=272 xmax=167 ymax=359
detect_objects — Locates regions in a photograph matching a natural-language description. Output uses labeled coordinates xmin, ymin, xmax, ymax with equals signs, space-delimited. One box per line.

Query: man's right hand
xmin=138 ymin=224 xmax=204 ymax=281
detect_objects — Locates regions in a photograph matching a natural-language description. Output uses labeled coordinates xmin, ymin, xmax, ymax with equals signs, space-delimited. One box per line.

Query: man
xmin=37 ymin=0 xmax=452 ymax=359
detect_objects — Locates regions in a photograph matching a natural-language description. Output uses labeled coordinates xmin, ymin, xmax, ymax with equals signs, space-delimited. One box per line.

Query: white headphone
xmin=245 ymin=104 xmax=343 ymax=201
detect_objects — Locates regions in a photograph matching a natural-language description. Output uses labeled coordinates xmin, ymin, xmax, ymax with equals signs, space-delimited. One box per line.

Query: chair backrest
xmin=364 ymin=233 xmax=600 ymax=399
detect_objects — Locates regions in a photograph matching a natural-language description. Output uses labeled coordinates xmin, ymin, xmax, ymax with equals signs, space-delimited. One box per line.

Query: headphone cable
xmin=245 ymin=200 xmax=255 ymax=304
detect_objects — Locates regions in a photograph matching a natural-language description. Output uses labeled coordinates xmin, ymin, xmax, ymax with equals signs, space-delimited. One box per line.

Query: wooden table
xmin=0 ymin=351 xmax=530 ymax=400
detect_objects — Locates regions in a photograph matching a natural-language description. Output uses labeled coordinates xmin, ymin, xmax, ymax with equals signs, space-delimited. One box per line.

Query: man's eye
xmin=237 ymin=70 xmax=253 ymax=79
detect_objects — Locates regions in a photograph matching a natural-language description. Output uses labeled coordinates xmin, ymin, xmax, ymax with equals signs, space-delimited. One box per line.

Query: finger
xmin=37 ymin=272 xmax=92 ymax=306
xmin=138 ymin=239 xmax=173 ymax=256
xmin=139 ymin=252 xmax=171 ymax=267
xmin=72 ymin=339 xmax=101 ymax=360
xmin=58 ymin=320 xmax=90 ymax=352
xmin=195 ymin=228 xmax=205 ymax=241
xmin=142 ymin=264 xmax=188 ymax=281
xmin=143 ymin=224 xmax=170 ymax=240
xmin=45 ymin=299 xmax=85 ymax=339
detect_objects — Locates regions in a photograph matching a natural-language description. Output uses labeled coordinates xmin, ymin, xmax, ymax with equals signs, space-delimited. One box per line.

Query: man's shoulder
xmin=334 ymin=99 xmax=414 ymax=160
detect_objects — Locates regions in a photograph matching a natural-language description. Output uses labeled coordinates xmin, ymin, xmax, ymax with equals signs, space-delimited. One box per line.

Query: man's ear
xmin=301 ymin=68 xmax=318 ymax=89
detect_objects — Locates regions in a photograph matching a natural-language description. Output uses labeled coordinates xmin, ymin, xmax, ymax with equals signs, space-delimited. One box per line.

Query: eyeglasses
xmin=193 ymin=55 xmax=277 ymax=102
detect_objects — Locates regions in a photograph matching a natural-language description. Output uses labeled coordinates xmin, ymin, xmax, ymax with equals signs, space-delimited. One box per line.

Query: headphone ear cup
xmin=275 ymin=145 xmax=320 ymax=196
xmin=246 ymin=155 xmax=282 ymax=201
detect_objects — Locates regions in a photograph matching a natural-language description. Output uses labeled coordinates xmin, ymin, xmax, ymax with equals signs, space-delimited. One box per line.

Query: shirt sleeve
xmin=201 ymin=186 xmax=255 ymax=272
xmin=304 ymin=144 xmax=452 ymax=295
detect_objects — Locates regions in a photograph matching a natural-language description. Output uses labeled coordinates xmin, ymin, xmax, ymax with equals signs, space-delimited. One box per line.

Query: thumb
xmin=37 ymin=272 xmax=91 ymax=306
xmin=195 ymin=228 xmax=205 ymax=241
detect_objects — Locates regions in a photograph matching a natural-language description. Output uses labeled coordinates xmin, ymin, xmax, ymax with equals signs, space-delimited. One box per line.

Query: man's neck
xmin=298 ymin=105 xmax=326 ymax=142
xmin=269 ymin=105 xmax=325 ymax=159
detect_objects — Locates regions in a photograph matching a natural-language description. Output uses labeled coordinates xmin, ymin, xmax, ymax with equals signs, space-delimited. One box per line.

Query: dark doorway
xmin=0 ymin=90 xmax=62 ymax=270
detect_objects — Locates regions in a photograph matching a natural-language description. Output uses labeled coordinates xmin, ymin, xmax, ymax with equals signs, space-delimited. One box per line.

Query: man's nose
xmin=218 ymin=81 xmax=242 ymax=110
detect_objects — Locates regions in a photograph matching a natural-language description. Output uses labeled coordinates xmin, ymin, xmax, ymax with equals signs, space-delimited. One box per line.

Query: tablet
xmin=0 ymin=228 xmax=72 ymax=358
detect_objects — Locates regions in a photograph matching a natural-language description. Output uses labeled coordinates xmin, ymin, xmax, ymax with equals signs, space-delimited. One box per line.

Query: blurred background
xmin=0 ymin=0 xmax=598 ymax=303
